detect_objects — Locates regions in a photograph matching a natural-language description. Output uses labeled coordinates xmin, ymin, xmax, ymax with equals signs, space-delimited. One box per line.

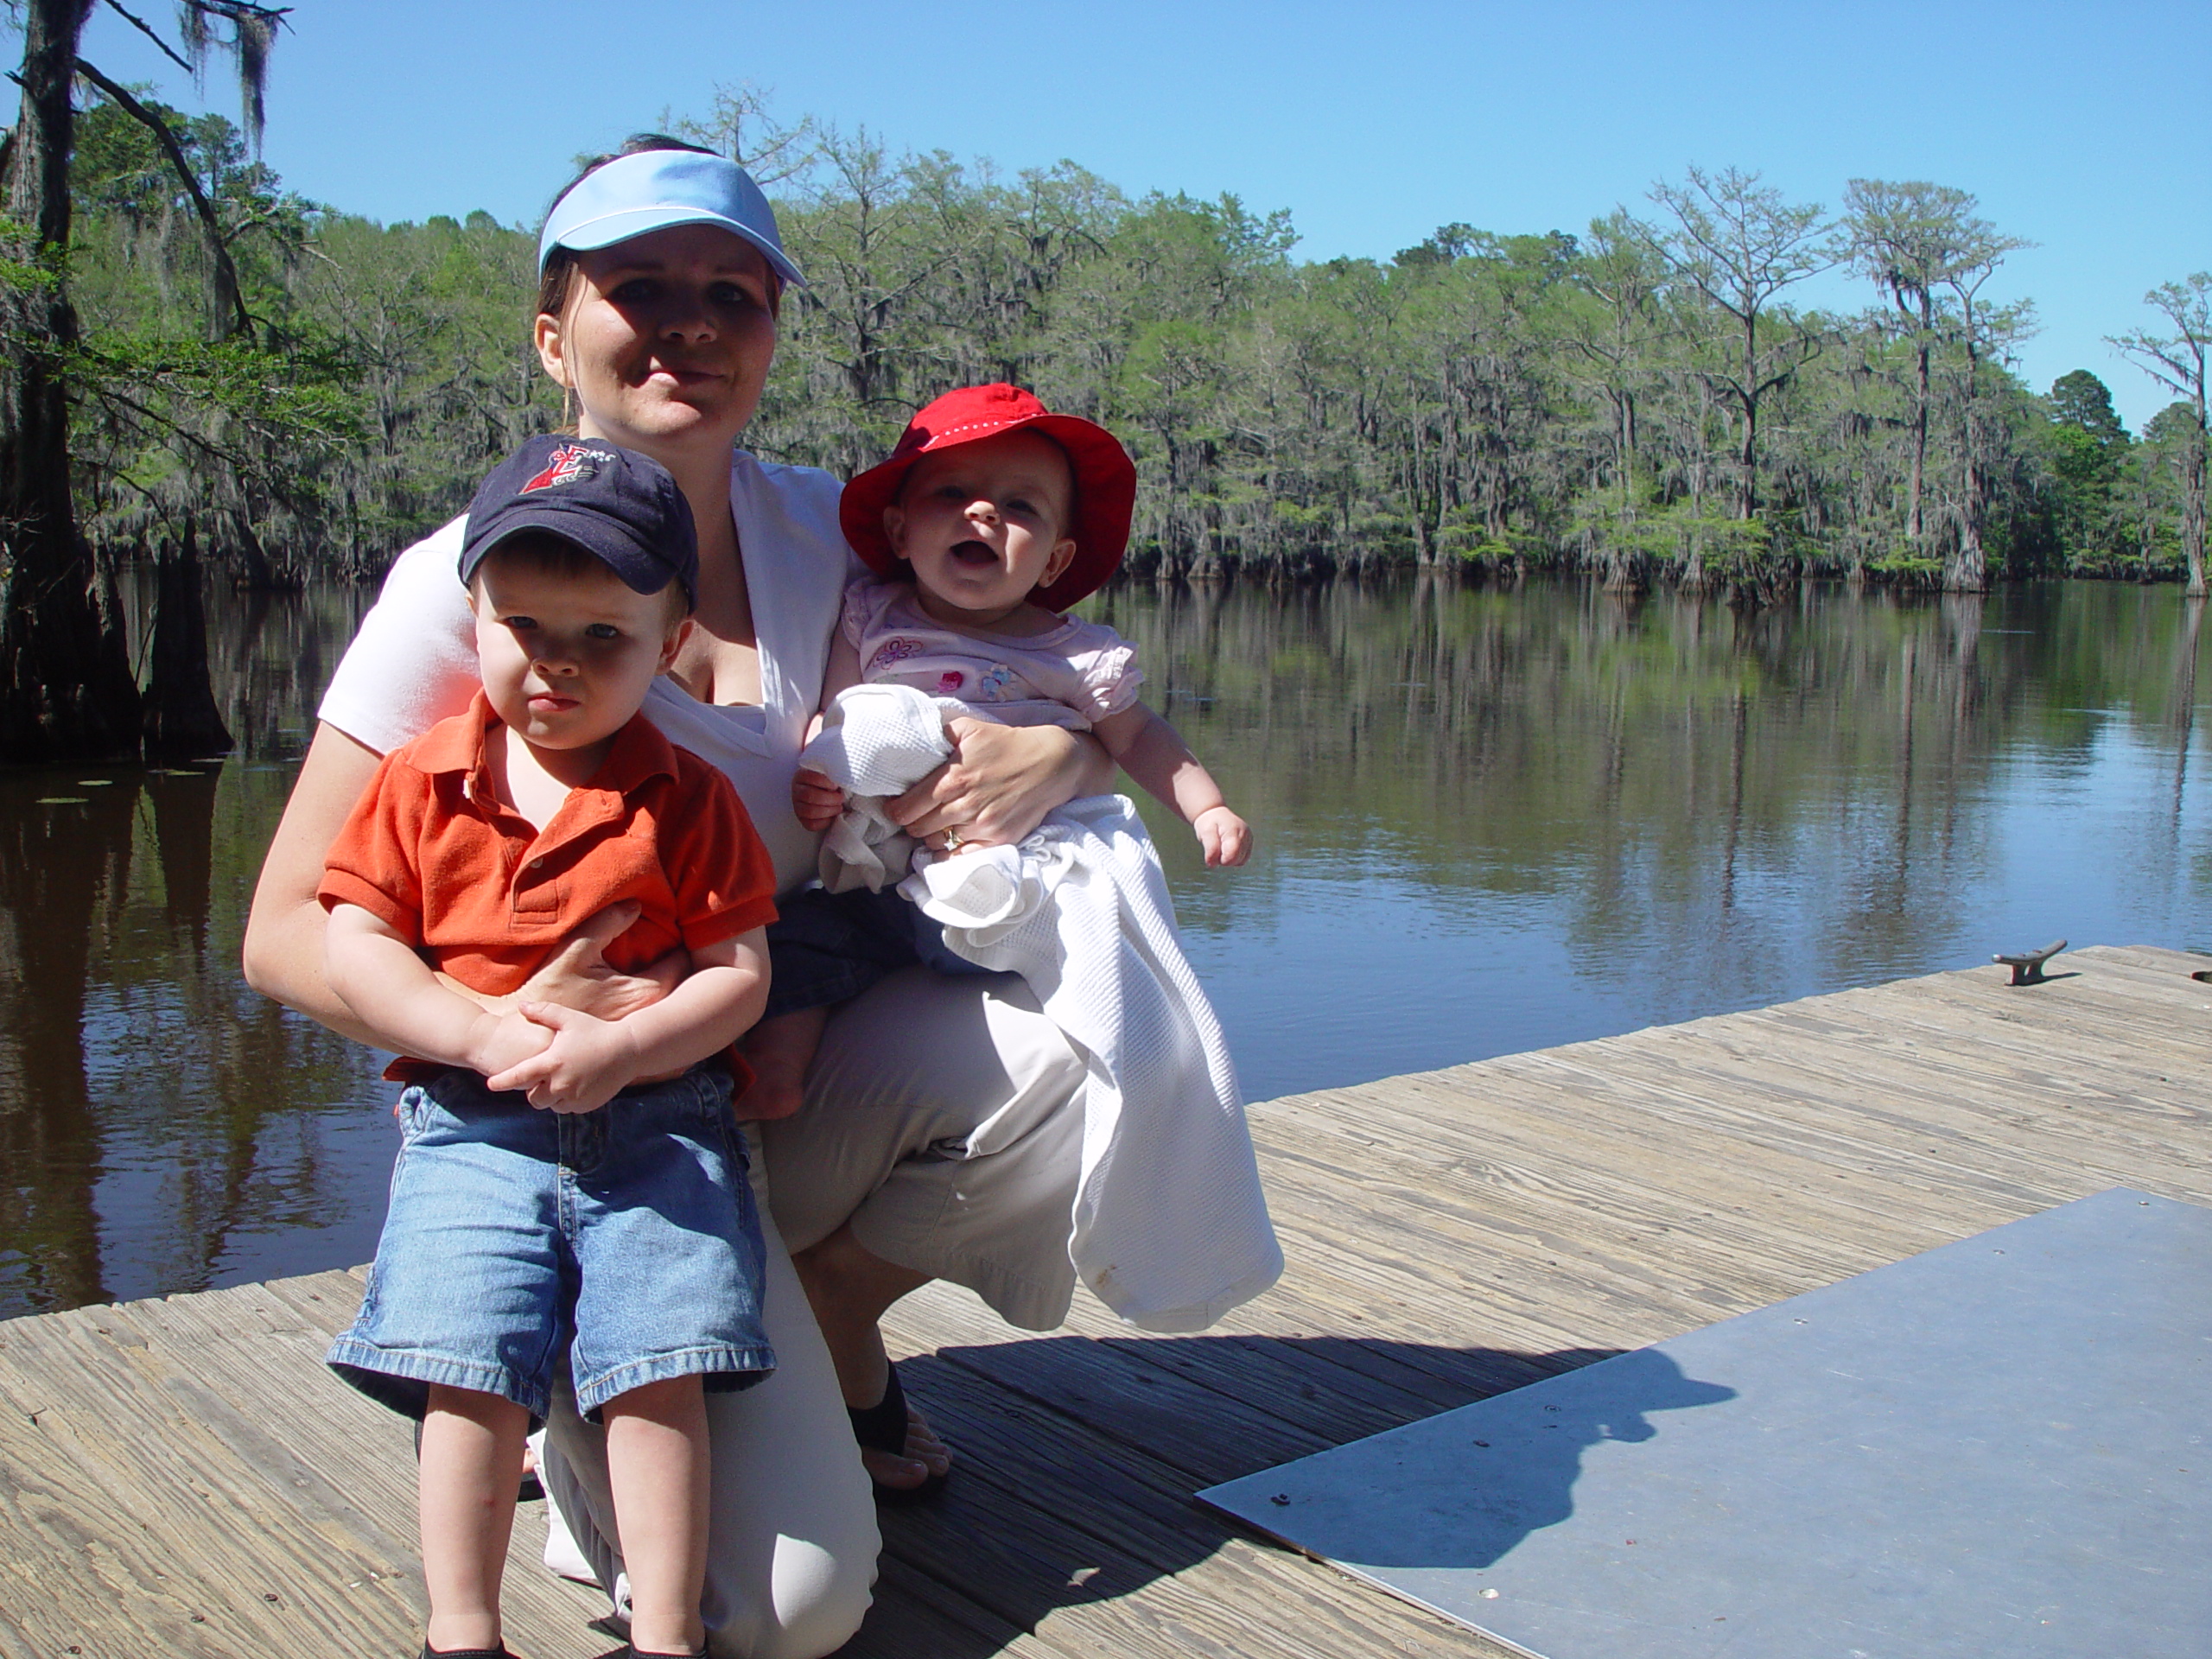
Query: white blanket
xmin=799 ymin=685 xmax=1282 ymax=1332
xmin=801 ymin=683 xmax=959 ymax=893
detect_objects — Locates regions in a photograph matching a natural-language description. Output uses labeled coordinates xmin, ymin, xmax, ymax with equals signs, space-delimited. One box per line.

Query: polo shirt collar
xmin=416 ymin=690 xmax=681 ymax=804
xmin=592 ymin=702 xmax=682 ymax=793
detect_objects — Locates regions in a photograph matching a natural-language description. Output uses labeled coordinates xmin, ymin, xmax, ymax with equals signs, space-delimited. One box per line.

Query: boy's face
xmin=882 ymin=431 xmax=1079 ymax=620
xmin=468 ymin=551 xmax=687 ymax=758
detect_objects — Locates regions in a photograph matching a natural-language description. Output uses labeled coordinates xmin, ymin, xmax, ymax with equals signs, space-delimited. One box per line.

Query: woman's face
xmin=535 ymin=223 xmax=779 ymax=463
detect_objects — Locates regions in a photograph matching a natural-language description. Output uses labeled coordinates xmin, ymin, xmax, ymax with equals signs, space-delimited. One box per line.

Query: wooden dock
xmin=3 ymin=944 xmax=2209 ymax=1658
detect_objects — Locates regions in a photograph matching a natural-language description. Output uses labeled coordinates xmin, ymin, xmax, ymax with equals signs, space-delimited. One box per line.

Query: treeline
xmin=59 ymin=87 xmax=2212 ymax=596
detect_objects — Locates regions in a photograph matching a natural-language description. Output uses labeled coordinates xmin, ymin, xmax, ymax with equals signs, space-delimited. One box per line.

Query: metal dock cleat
xmin=1993 ymin=939 xmax=2065 ymax=986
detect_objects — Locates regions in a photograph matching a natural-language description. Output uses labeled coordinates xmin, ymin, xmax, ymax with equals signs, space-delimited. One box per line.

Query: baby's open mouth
xmin=949 ymin=539 xmax=996 ymax=566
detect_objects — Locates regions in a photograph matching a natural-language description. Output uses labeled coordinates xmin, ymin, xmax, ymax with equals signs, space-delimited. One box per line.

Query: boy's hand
xmin=1195 ymin=805 xmax=1252 ymax=868
xmin=468 ymin=1007 xmax=555 ymax=1080
xmin=792 ymin=766 xmax=846 ymax=831
xmin=485 ymin=1003 xmax=645 ymax=1113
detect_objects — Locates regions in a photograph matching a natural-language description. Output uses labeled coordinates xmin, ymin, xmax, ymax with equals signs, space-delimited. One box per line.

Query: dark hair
xmin=469 ymin=531 xmax=691 ymax=620
xmin=536 ymin=134 xmax=765 ymax=320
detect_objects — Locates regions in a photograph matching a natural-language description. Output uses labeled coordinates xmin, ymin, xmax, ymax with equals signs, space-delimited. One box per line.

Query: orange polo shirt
xmin=319 ymin=691 xmax=779 ymax=1081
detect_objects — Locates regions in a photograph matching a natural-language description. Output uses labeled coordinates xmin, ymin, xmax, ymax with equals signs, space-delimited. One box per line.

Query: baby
xmin=317 ymin=435 xmax=778 ymax=1659
xmin=742 ymin=381 xmax=1249 ymax=1124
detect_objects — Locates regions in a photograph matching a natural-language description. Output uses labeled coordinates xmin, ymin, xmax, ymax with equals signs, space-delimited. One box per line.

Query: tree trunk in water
xmin=143 ymin=519 xmax=232 ymax=760
xmin=1681 ymin=462 xmax=1709 ymax=592
xmin=1680 ymin=533 xmax=1708 ymax=593
xmin=1947 ymin=338 xmax=1991 ymax=592
xmin=232 ymin=514 xmax=286 ymax=591
xmin=1737 ymin=404 xmax=1758 ymax=519
xmin=2183 ymin=427 xmax=2208 ymax=599
xmin=0 ymin=0 xmax=142 ymax=762
xmin=1738 ymin=309 xmax=1760 ymax=519
xmin=1906 ymin=299 xmax=1931 ymax=548
xmin=1947 ymin=488 xmax=1989 ymax=591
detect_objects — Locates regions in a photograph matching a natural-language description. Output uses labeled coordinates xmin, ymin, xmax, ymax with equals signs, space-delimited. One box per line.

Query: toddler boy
xmin=318 ymin=435 xmax=778 ymax=1659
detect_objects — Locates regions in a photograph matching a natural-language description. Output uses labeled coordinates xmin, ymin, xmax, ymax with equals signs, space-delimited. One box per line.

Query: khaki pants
xmin=542 ymin=967 xmax=1084 ymax=1657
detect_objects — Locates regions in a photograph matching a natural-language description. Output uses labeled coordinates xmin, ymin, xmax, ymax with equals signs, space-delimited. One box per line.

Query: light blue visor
xmin=537 ymin=149 xmax=804 ymax=288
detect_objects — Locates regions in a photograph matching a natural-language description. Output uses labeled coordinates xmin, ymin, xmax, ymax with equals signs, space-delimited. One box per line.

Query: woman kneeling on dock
xmin=245 ymin=140 xmax=1123 ymax=1656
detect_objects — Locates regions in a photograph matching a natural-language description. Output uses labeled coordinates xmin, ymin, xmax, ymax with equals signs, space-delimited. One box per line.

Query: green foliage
xmin=66 ymin=86 xmax=554 ymax=579
xmin=1867 ymin=548 xmax=1946 ymax=581
xmin=2038 ymin=394 xmax=2128 ymax=569
xmin=0 ymin=212 xmax=67 ymax=304
xmin=41 ymin=92 xmax=2183 ymax=589
xmin=2049 ymin=369 xmax=2129 ymax=447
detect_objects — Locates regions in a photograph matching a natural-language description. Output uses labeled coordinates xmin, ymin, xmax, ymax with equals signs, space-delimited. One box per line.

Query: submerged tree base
xmin=0 ymin=543 xmax=143 ymax=765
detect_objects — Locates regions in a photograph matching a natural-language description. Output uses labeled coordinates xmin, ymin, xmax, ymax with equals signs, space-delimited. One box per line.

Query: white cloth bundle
xmin=798 ymin=683 xmax=958 ymax=893
xmin=800 ymin=683 xmax=1282 ymax=1331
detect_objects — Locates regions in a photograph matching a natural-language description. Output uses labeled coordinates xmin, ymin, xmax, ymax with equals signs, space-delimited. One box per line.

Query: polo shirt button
xmin=530 ymin=857 xmax=543 ymax=869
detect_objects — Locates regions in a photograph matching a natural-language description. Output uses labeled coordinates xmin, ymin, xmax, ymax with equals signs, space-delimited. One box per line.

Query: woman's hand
xmin=889 ymin=719 xmax=1111 ymax=849
xmin=506 ymin=900 xmax=684 ymax=1022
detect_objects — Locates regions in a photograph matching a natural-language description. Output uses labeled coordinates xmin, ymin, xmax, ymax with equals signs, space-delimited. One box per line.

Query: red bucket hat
xmin=840 ymin=384 xmax=1138 ymax=612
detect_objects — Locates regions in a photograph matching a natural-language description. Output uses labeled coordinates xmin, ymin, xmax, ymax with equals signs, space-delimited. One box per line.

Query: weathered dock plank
xmin=2 ymin=943 xmax=2206 ymax=1658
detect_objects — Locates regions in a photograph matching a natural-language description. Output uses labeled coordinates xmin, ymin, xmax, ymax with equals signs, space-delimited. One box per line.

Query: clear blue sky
xmin=53 ymin=0 xmax=2212 ymax=430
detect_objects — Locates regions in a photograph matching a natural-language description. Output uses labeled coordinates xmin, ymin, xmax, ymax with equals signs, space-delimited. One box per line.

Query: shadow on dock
xmin=849 ymin=1330 xmax=1627 ymax=1657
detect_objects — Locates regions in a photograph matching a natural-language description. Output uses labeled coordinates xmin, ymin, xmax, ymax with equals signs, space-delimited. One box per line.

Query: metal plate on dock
xmin=1198 ymin=1187 xmax=2212 ymax=1658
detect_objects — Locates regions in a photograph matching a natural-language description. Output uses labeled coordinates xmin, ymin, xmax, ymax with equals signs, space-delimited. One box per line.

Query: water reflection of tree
xmin=98 ymin=761 xmax=378 ymax=1306
xmin=2175 ymin=600 xmax=2202 ymax=833
xmin=1097 ymin=575 xmax=2212 ymax=1005
xmin=119 ymin=566 xmax=373 ymax=761
xmin=0 ymin=779 xmax=139 ymax=1310
xmin=208 ymin=582 xmax=372 ymax=757
xmin=1 ymin=748 xmax=384 ymax=1319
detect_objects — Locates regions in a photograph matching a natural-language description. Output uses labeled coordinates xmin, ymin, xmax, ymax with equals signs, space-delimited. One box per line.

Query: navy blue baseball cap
xmin=460 ymin=436 xmax=697 ymax=607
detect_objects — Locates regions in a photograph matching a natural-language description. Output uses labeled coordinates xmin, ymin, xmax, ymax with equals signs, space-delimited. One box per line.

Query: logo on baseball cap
xmin=461 ymin=435 xmax=698 ymax=607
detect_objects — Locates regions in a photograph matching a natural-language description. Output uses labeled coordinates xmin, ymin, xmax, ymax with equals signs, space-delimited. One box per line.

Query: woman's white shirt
xmin=317 ymin=450 xmax=857 ymax=898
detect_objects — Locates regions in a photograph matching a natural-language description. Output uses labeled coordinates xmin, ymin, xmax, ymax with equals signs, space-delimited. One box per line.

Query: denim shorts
xmin=764 ymin=882 xmax=987 ymax=1020
xmin=327 ymin=1064 xmax=774 ymax=1423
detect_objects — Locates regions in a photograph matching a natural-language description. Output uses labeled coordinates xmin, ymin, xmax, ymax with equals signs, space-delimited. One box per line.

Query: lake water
xmin=3 ymin=574 xmax=2208 ymax=1319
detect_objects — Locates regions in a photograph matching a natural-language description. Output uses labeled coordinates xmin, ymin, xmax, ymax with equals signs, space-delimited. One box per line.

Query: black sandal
xmin=847 ymin=1363 xmax=946 ymax=1500
xmin=421 ymin=1644 xmax=514 ymax=1658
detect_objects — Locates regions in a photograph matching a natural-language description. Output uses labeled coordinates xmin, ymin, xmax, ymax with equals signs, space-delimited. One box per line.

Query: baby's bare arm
xmin=822 ymin=631 xmax=864 ymax=702
xmin=1090 ymin=702 xmax=1252 ymax=867
xmin=793 ymin=634 xmax=866 ymax=830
